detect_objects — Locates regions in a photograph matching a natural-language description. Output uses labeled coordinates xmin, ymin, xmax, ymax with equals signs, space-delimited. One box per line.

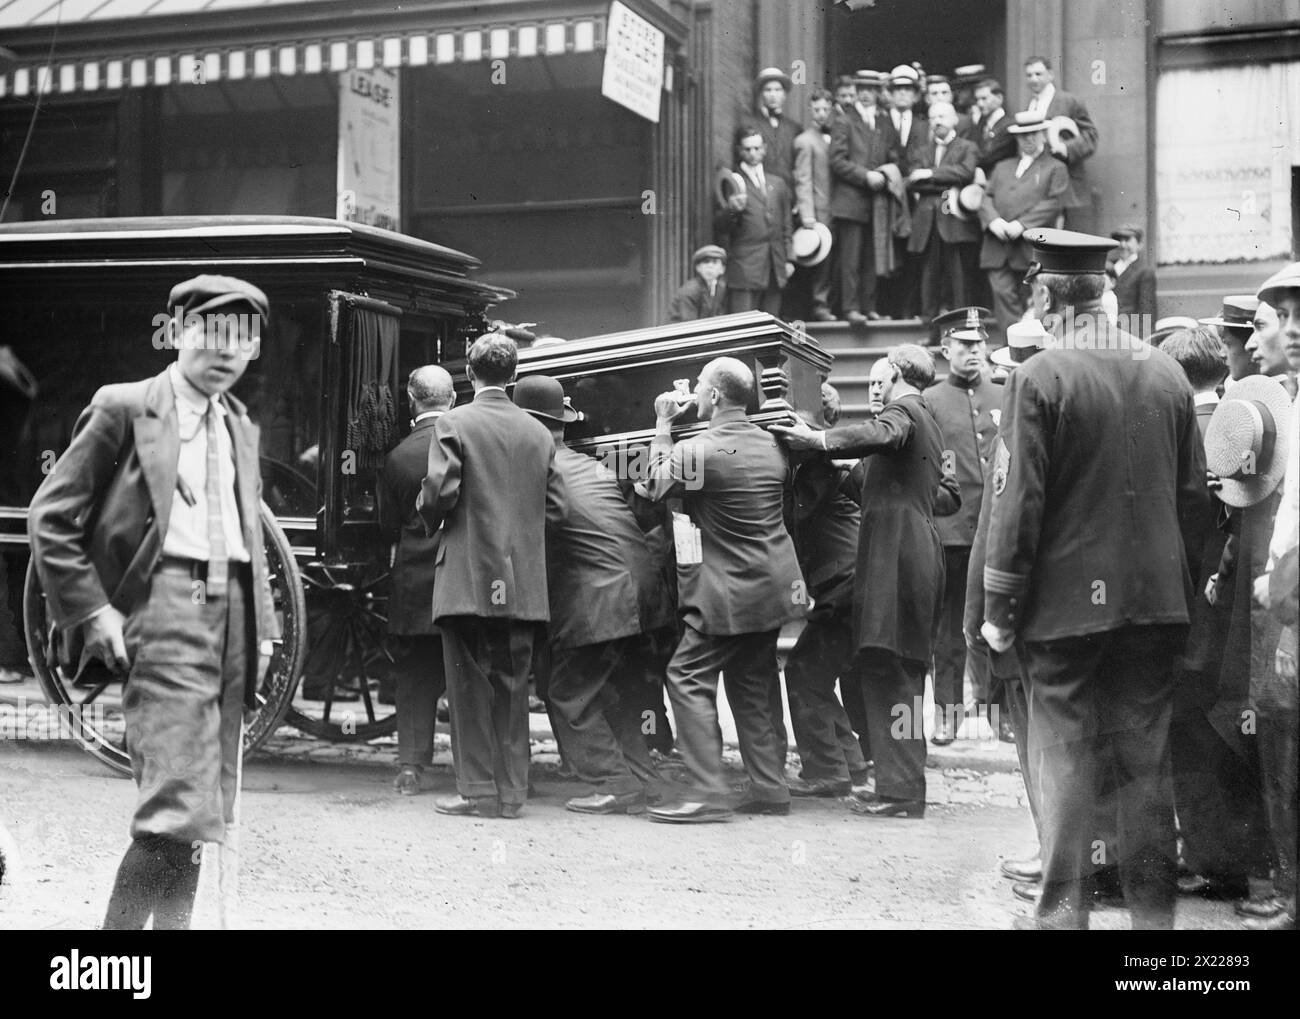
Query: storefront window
xmin=1155 ymin=60 xmax=1300 ymax=265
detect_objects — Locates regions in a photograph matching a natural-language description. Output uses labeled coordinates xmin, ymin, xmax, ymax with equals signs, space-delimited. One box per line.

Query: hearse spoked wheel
xmin=284 ymin=561 xmax=398 ymax=742
xmin=22 ymin=502 xmax=307 ymax=776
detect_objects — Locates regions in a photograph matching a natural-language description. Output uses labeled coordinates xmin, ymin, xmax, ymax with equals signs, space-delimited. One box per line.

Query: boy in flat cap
xmin=29 ymin=274 xmax=277 ymax=929
xmin=669 ymin=246 xmax=728 ymax=322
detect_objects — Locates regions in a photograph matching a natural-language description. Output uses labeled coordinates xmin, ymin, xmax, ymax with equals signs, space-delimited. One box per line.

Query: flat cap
xmin=1110 ymin=223 xmax=1144 ymax=242
xmin=1022 ymin=228 xmax=1118 ymax=280
xmin=692 ymin=244 xmax=727 ymax=265
xmin=1257 ymin=261 xmax=1300 ymax=306
xmin=168 ymin=274 xmax=269 ymax=322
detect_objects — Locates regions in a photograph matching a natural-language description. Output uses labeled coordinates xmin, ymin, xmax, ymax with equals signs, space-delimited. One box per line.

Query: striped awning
xmin=0 ymin=2 xmax=609 ymax=99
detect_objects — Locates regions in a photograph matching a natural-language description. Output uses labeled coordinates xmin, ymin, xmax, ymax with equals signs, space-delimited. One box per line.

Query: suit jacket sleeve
xmin=983 ymin=369 xmax=1052 ymax=631
xmin=545 ymin=445 xmax=569 ymax=537
xmin=979 ymin=166 xmax=1004 ymax=227
xmin=644 ymin=433 xmax=688 ymax=502
xmin=830 ymin=118 xmax=873 ymax=190
xmin=1137 ymin=267 xmax=1158 ymax=323
xmin=934 ymin=472 xmax=962 ymax=517
xmin=793 ymin=135 xmax=816 ymax=225
xmin=1016 ymin=160 xmax=1070 ymax=228
xmin=777 ymin=180 xmax=794 ymax=262
xmin=824 ymin=402 xmax=914 ymax=457
xmin=417 ymin=415 xmax=462 ymax=537
xmin=669 ymin=281 xmax=701 ymax=322
xmin=27 ymin=390 xmax=130 ymax=629
xmin=1059 ymin=95 xmax=1098 ymax=166
xmin=1175 ymin=389 xmax=1211 ymax=587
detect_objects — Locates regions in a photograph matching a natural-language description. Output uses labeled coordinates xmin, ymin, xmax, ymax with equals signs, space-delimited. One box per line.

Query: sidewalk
xmin=0 ymin=664 xmax=1020 ymax=776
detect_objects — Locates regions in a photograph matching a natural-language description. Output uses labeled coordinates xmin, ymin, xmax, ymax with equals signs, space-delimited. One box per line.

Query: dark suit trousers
xmin=835 ymin=219 xmax=877 ymax=315
xmin=918 ymin=233 xmax=977 ymax=323
xmin=1171 ymin=669 xmax=1272 ymax=884
xmin=549 ymin=637 xmax=657 ymax=795
xmin=999 ymin=659 xmax=1041 ymax=836
xmin=1021 ymin=626 xmax=1183 ymax=929
xmin=988 ymin=265 xmax=1028 ymax=341
xmin=665 ymin=624 xmax=790 ymax=805
xmin=728 ymin=273 xmax=782 ymax=315
xmin=390 ymin=634 xmax=446 ymax=768
xmin=440 ymin=617 xmax=537 ymax=806
xmin=856 ymin=649 xmax=927 ymax=801
xmin=933 ymin=546 xmax=980 ymax=712
xmin=785 ymin=609 xmax=869 ymax=781
xmin=121 ymin=562 xmax=249 ymax=844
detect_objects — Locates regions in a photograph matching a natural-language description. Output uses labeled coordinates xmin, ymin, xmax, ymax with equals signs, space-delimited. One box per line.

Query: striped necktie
xmin=204 ymin=402 xmax=228 ymax=598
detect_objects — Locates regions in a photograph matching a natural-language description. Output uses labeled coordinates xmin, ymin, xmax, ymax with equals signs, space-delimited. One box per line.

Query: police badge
xmin=992 ymin=436 xmax=1010 ymax=496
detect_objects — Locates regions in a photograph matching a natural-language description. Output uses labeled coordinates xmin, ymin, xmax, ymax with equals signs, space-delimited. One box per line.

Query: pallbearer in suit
xmin=418 ymin=333 xmax=568 ymax=819
xmin=644 ymin=358 xmax=805 ymax=823
xmin=376 ymin=366 xmax=454 ymax=796
xmin=29 ymin=275 xmax=277 ymax=929
xmin=979 ymin=112 xmax=1069 ymax=341
xmin=905 ymin=103 xmax=981 ymax=324
xmin=773 ymin=345 xmax=961 ymax=818
xmin=513 ymin=375 xmax=662 ymax=816
xmin=716 ymin=126 xmax=794 ymax=315
xmin=981 ymin=230 xmax=1209 ymax=930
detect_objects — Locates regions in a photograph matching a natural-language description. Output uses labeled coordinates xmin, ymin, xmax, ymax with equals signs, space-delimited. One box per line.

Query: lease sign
xmin=337 ymin=66 xmax=400 ymax=231
xmin=601 ymin=1 xmax=665 ymax=123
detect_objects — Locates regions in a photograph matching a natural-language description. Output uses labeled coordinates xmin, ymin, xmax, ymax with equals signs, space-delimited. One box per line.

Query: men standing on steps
xmin=513 ymin=375 xmax=663 ymax=816
xmin=924 ymin=308 xmax=1001 ymax=746
xmin=418 ymin=332 xmax=568 ymax=820
xmin=377 ymin=365 xmax=454 ymax=796
xmin=717 ymin=126 xmax=795 ymax=315
xmin=644 ymin=357 xmax=804 ymax=823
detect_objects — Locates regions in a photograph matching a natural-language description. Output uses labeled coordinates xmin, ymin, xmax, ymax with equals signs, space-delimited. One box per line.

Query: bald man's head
xmin=701 ymin=356 xmax=755 ymax=409
xmin=408 ymin=364 xmax=456 ymax=414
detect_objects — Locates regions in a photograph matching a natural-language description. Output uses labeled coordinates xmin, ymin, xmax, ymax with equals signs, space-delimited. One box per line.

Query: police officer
xmin=981 ymin=229 xmax=1209 ymax=929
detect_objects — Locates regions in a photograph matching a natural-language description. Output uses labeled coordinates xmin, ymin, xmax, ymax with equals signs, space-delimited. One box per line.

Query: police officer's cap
xmin=1022 ymin=228 xmax=1118 ymax=282
xmin=933 ymin=306 xmax=991 ymax=343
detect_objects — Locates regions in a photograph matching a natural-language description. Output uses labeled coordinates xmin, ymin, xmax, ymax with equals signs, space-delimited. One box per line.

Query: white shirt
xmin=1193 ymin=390 xmax=1220 ymax=408
xmin=984 ymin=107 xmax=1004 ymax=131
xmin=1015 ymin=154 xmax=1034 ymax=178
xmin=413 ymin=410 xmax=442 ymax=425
xmin=855 ymin=101 xmax=876 ymax=129
xmin=743 ymin=163 xmax=766 ymax=191
xmin=1113 ymin=254 xmax=1136 ymax=277
xmin=163 ymin=363 xmax=250 ymax=563
xmin=1028 ymin=84 xmax=1055 ymax=115
xmin=892 ymin=109 xmax=912 ymax=145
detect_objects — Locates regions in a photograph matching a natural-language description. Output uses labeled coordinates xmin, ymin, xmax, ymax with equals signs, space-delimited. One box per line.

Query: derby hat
xmin=792 ymin=222 xmax=833 ymax=267
xmin=513 ymin=374 xmax=579 ymax=423
xmin=1204 ymin=375 xmax=1292 ymax=508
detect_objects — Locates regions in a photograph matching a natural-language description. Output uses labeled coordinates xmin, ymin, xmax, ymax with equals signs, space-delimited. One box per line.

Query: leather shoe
xmin=500 ymin=802 xmax=523 ymax=819
xmin=788 ymin=777 xmax=851 ymax=798
xmin=735 ymin=798 xmax=791 ymax=816
xmin=1012 ymin=881 xmax=1039 ymax=904
xmin=930 ymin=716 xmax=955 ymax=746
xmin=1235 ymin=894 xmax=1284 ymax=918
xmin=845 ymin=311 xmax=869 ymax=326
xmin=1178 ymin=873 xmax=1247 ymax=898
xmin=810 ymin=308 xmax=836 ymax=322
xmin=647 ymin=801 xmax=733 ymax=824
xmin=434 ymin=794 xmax=502 ymax=818
xmin=393 ymin=765 xmax=422 ymax=796
xmin=1000 ymin=856 xmax=1042 ymax=882
xmin=848 ymin=796 xmax=924 ymax=818
xmin=1242 ymin=910 xmax=1295 ymax=931
xmin=565 ymin=791 xmax=646 ymax=815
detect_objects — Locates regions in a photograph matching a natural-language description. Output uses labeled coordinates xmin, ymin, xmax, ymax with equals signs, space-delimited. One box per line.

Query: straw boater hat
xmin=792 ymin=222 xmax=833 ymax=267
xmin=889 ymin=64 xmax=921 ymax=88
xmin=1007 ymin=110 xmax=1050 ymax=134
xmin=1199 ymin=296 xmax=1258 ymax=334
xmin=853 ymin=69 xmax=886 ymax=88
xmin=1204 ymin=375 xmax=1292 ymax=508
xmin=756 ymin=66 xmax=793 ymax=91
xmin=990 ymin=318 xmax=1050 ymax=369
xmin=1257 ymin=260 xmax=1300 ymax=305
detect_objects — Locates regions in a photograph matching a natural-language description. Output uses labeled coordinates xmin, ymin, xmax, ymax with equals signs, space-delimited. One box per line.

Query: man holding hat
xmin=513 ymin=376 xmax=663 ymax=816
xmin=756 ymin=66 xmax=802 ymax=190
xmin=670 ymin=245 xmax=728 ymax=322
xmin=717 ymin=125 xmax=795 ymax=315
xmin=1200 ymin=295 xmax=1262 ymax=386
xmin=1108 ymin=224 xmax=1157 ymax=331
xmin=981 ymin=228 xmax=1210 ymax=929
xmin=882 ymin=63 xmax=928 ymax=318
xmin=29 ymin=274 xmax=278 ymax=929
xmin=1022 ymin=56 xmax=1099 ymax=233
xmin=829 ymin=69 xmax=902 ymax=325
xmin=979 ymin=111 xmax=1069 ymax=343
xmin=923 ymin=307 xmax=1001 ymax=744
xmin=793 ymin=88 xmax=839 ymax=321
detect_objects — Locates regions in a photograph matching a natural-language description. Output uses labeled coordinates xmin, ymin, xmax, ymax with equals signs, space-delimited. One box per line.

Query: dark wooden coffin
xmin=450 ymin=311 xmax=833 ymax=454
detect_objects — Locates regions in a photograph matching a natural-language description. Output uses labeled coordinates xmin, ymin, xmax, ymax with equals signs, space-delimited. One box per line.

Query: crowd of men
xmin=22 ymin=243 xmax=1296 ymax=930
xmin=674 ymin=59 xmax=1161 ymax=343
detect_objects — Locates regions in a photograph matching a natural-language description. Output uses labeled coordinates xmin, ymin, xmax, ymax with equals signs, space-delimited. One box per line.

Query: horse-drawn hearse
xmin=0 ymin=215 xmax=830 ymax=774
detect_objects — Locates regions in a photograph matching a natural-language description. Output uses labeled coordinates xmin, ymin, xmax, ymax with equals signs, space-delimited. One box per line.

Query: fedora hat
xmin=1204 ymin=375 xmax=1292 ymax=508
xmin=792 ymin=222 xmax=833 ymax=267
xmin=1008 ymin=110 xmax=1050 ymax=134
xmin=512 ymin=374 xmax=579 ymax=423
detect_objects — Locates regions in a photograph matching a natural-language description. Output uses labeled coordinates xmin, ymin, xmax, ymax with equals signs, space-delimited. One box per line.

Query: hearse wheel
xmin=22 ymin=502 xmax=307 ymax=776
xmin=285 ymin=562 xmax=398 ymax=742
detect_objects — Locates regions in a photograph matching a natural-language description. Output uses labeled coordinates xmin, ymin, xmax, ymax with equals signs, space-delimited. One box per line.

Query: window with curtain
xmin=1155 ymin=60 xmax=1299 ymax=265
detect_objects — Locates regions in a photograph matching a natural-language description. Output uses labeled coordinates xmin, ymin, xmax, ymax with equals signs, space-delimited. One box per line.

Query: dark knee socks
xmin=103 ymin=834 xmax=201 ymax=930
